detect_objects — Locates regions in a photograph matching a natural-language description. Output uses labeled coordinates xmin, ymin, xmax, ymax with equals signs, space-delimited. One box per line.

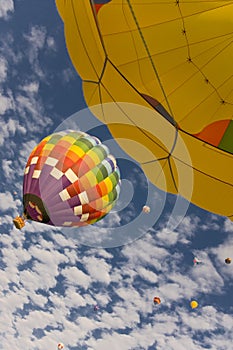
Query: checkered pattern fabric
xmin=23 ymin=130 xmax=120 ymax=227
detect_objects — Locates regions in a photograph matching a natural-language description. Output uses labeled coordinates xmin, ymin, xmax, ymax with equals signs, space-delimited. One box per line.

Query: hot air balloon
xmin=56 ymin=0 xmax=233 ymax=221
xmin=94 ymin=304 xmax=100 ymax=311
xmin=13 ymin=130 xmax=120 ymax=229
xmin=57 ymin=343 xmax=64 ymax=350
xmin=142 ymin=205 xmax=150 ymax=214
xmin=193 ymin=257 xmax=202 ymax=265
xmin=190 ymin=300 xmax=198 ymax=309
xmin=225 ymin=258 xmax=232 ymax=264
xmin=153 ymin=297 xmax=161 ymax=305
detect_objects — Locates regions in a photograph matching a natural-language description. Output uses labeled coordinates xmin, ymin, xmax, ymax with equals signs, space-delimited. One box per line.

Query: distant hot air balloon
xmin=56 ymin=0 xmax=233 ymax=221
xmin=190 ymin=300 xmax=198 ymax=309
xmin=142 ymin=205 xmax=150 ymax=214
xmin=57 ymin=343 xmax=64 ymax=350
xmin=225 ymin=258 xmax=232 ymax=264
xmin=13 ymin=130 xmax=120 ymax=229
xmin=193 ymin=257 xmax=202 ymax=265
xmin=94 ymin=304 xmax=99 ymax=311
xmin=153 ymin=297 xmax=161 ymax=305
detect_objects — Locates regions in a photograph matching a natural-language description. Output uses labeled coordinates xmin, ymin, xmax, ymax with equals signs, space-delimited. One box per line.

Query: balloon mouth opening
xmin=23 ymin=194 xmax=51 ymax=224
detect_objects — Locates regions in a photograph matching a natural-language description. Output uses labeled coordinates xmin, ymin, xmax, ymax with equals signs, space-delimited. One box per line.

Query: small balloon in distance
xmin=225 ymin=257 xmax=231 ymax=264
xmin=57 ymin=343 xmax=64 ymax=350
xmin=193 ymin=257 xmax=202 ymax=265
xmin=153 ymin=297 xmax=161 ymax=305
xmin=142 ymin=205 xmax=150 ymax=214
xmin=190 ymin=300 xmax=198 ymax=309
xmin=94 ymin=304 xmax=99 ymax=311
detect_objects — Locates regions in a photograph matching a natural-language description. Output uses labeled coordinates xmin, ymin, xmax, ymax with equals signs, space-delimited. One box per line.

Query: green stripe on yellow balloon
xmin=194 ymin=120 xmax=233 ymax=154
xmin=219 ymin=120 xmax=233 ymax=154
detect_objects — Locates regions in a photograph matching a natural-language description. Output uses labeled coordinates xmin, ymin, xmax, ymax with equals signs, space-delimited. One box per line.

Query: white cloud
xmin=137 ymin=266 xmax=158 ymax=283
xmin=46 ymin=36 xmax=56 ymax=50
xmin=0 ymin=191 xmax=19 ymax=211
xmin=0 ymin=118 xmax=26 ymax=147
xmin=0 ymin=56 xmax=8 ymax=81
xmin=224 ymin=218 xmax=233 ymax=232
xmin=156 ymin=228 xmax=179 ymax=246
xmin=24 ymin=26 xmax=47 ymax=78
xmin=62 ymin=68 xmax=76 ymax=83
xmin=2 ymin=159 xmax=13 ymax=177
xmin=19 ymin=139 xmax=38 ymax=166
xmin=122 ymin=233 xmax=169 ymax=266
xmin=20 ymin=81 xmax=39 ymax=94
xmin=83 ymin=256 xmax=112 ymax=284
xmin=0 ymin=0 xmax=14 ymax=19
xmin=87 ymin=332 xmax=138 ymax=350
xmin=61 ymin=266 xmax=91 ymax=290
xmin=0 ymin=93 xmax=13 ymax=116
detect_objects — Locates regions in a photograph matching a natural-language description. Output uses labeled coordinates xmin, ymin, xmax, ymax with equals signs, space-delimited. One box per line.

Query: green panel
xmin=74 ymin=138 xmax=92 ymax=152
xmin=97 ymin=164 xmax=108 ymax=180
xmin=95 ymin=168 xmax=104 ymax=182
xmin=93 ymin=145 xmax=108 ymax=159
xmin=49 ymin=134 xmax=63 ymax=144
xmin=219 ymin=120 xmax=233 ymax=154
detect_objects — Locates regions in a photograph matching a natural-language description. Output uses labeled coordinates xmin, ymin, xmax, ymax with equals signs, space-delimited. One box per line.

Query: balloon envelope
xmin=142 ymin=205 xmax=150 ymax=213
xmin=17 ymin=130 xmax=120 ymax=228
xmin=193 ymin=257 xmax=202 ymax=265
xmin=153 ymin=297 xmax=161 ymax=305
xmin=56 ymin=0 xmax=233 ymax=220
xmin=225 ymin=258 xmax=231 ymax=264
xmin=190 ymin=300 xmax=198 ymax=309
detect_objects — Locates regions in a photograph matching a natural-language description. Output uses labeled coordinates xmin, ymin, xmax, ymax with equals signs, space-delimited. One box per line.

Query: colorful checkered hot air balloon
xmin=13 ymin=130 xmax=120 ymax=229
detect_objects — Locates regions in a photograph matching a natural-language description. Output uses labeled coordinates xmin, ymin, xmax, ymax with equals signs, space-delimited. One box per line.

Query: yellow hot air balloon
xmin=55 ymin=0 xmax=233 ymax=220
xmin=190 ymin=300 xmax=198 ymax=309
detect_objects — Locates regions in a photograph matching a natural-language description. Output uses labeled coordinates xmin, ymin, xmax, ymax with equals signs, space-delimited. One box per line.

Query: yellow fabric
xmin=56 ymin=0 xmax=233 ymax=220
xmin=190 ymin=300 xmax=198 ymax=309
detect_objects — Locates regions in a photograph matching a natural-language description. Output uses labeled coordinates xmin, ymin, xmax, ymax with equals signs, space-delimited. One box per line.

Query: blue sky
xmin=0 ymin=1 xmax=232 ymax=349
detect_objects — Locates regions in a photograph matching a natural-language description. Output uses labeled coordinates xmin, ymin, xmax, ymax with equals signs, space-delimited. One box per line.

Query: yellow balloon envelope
xmin=56 ymin=0 xmax=233 ymax=220
xmin=190 ymin=300 xmax=198 ymax=309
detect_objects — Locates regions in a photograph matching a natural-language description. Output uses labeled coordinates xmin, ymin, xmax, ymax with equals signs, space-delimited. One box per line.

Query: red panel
xmin=194 ymin=120 xmax=230 ymax=146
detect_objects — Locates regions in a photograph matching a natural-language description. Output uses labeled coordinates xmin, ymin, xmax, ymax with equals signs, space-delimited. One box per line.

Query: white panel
xmin=59 ymin=189 xmax=70 ymax=201
xmin=50 ymin=167 xmax=63 ymax=179
xmin=31 ymin=156 xmax=39 ymax=164
xmin=65 ymin=168 xmax=79 ymax=183
xmin=80 ymin=213 xmax=89 ymax=222
xmin=32 ymin=170 xmax=41 ymax=179
xmin=24 ymin=166 xmax=29 ymax=174
xmin=74 ymin=205 xmax=83 ymax=215
xmin=79 ymin=191 xmax=89 ymax=204
xmin=45 ymin=157 xmax=58 ymax=166
xmin=63 ymin=221 xmax=72 ymax=226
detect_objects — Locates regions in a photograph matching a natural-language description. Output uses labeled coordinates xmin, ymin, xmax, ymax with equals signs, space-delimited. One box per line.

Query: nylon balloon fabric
xmin=23 ymin=130 xmax=120 ymax=227
xmin=56 ymin=0 xmax=233 ymax=220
